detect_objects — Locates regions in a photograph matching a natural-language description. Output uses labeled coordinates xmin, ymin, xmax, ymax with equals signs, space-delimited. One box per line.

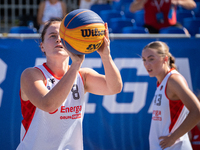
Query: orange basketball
xmin=59 ymin=9 xmax=105 ymax=55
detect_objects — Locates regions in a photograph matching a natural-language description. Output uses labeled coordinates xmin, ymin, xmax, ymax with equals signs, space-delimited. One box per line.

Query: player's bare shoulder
xmin=167 ymin=73 xmax=188 ymax=98
xmin=21 ymin=67 xmax=44 ymax=81
xmin=168 ymin=73 xmax=187 ymax=87
xmin=79 ymin=67 xmax=98 ymax=77
xmin=79 ymin=67 xmax=99 ymax=84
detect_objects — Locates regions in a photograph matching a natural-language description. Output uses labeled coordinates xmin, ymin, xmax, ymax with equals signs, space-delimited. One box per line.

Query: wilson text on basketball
xmin=81 ymin=28 xmax=105 ymax=37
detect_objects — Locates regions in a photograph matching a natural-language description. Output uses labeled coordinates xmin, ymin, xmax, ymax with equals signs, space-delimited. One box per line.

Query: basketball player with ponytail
xmin=142 ymin=41 xmax=200 ymax=150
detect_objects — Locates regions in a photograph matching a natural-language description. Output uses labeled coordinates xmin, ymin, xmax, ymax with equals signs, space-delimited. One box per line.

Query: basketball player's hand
xmin=97 ymin=23 xmax=110 ymax=56
xmin=66 ymin=49 xmax=85 ymax=67
xmin=159 ymin=135 xmax=176 ymax=149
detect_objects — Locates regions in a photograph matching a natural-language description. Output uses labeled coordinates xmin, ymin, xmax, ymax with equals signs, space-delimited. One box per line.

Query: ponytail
xmin=168 ymin=55 xmax=177 ymax=70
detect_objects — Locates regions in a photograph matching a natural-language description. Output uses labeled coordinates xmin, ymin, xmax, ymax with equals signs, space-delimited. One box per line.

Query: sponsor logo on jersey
xmin=152 ymin=110 xmax=162 ymax=121
xmin=60 ymin=105 xmax=82 ymax=120
xmin=49 ymin=78 xmax=55 ymax=84
xmin=61 ymin=105 xmax=82 ymax=114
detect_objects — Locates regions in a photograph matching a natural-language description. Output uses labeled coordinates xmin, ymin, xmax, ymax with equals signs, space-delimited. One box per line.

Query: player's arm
xmin=81 ymin=23 xmax=122 ymax=95
xmin=171 ymin=0 xmax=196 ymax=10
xmin=20 ymin=63 xmax=82 ymax=113
xmin=159 ymin=74 xmax=200 ymax=149
xmin=129 ymin=0 xmax=147 ymax=13
xmin=37 ymin=1 xmax=45 ymax=25
xmin=81 ymin=58 xmax=122 ymax=96
xmin=61 ymin=1 xmax=67 ymax=17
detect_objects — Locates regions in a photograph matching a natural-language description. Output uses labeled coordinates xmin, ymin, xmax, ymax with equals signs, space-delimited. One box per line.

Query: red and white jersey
xmin=190 ymin=126 xmax=200 ymax=150
xmin=149 ymin=69 xmax=192 ymax=150
xmin=17 ymin=63 xmax=85 ymax=150
xmin=144 ymin=0 xmax=177 ymax=30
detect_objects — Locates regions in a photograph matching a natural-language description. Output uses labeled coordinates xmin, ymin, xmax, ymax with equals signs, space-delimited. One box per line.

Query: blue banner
xmin=0 ymin=35 xmax=200 ymax=150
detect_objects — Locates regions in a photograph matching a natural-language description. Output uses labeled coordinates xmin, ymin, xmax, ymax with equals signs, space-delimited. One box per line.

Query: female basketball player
xmin=17 ymin=18 xmax=122 ymax=150
xmin=142 ymin=41 xmax=200 ymax=150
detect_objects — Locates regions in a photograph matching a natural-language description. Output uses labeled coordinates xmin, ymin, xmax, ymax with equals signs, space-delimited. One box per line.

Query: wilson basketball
xmin=59 ymin=9 xmax=105 ymax=55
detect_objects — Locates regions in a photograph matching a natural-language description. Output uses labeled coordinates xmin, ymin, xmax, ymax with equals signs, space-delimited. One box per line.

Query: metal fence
xmin=0 ymin=0 xmax=79 ymax=33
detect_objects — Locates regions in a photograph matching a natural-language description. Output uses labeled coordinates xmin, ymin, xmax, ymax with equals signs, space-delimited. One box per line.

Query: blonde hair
xmin=143 ymin=41 xmax=177 ymax=70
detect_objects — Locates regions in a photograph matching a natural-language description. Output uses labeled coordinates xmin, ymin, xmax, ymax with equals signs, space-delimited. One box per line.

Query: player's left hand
xmin=159 ymin=134 xmax=176 ymax=149
xmin=97 ymin=23 xmax=110 ymax=56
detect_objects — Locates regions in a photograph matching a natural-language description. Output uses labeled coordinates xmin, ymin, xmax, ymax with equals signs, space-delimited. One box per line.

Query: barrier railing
xmin=0 ymin=33 xmax=195 ymax=39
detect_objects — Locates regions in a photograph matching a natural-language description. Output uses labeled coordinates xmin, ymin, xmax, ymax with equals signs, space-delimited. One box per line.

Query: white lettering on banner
xmin=0 ymin=59 xmax=7 ymax=107
xmin=34 ymin=58 xmax=192 ymax=114
xmin=176 ymin=58 xmax=193 ymax=91
xmin=148 ymin=58 xmax=192 ymax=113
xmin=103 ymin=82 xmax=148 ymax=113
xmin=103 ymin=58 xmax=148 ymax=113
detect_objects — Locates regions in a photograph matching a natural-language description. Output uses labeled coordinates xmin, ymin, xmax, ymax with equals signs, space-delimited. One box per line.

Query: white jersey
xmin=17 ymin=63 xmax=85 ymax=150
xmin=149 ymin=69 xmax=192 ymax=150
xmin=39 ymin=1 xmax=63 ymax=32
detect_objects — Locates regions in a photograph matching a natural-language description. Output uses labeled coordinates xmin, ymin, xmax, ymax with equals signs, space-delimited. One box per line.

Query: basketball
xmin=59 ymin=9 xmax=105 ymax=55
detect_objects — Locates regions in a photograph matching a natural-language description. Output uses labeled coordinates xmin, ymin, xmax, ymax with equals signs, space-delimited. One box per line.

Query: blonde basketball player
xmin=142 ymin=41 xmax=200 ymax=150
xmin=17 ymin=18 xmax=122 ymax=150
